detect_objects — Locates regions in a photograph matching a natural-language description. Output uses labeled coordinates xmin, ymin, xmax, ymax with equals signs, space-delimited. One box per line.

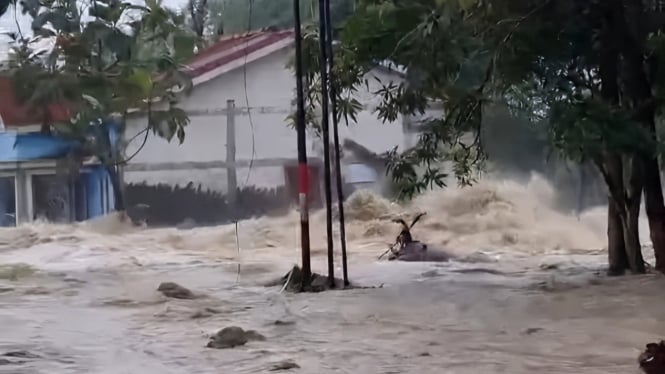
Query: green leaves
xmin=6 ymin=0 xmax=195 ymax=164
xmin=125 ymin=69 xmax=154 ymax=97
xmin=150 ymin=106 xmax=189 ymax=144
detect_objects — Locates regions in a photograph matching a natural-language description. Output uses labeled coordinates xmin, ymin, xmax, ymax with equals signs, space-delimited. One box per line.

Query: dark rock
xmin=274 ymin=320 xmax=296 ymax=326
xmin=191 ymin=307 xmax=222 ymax=319
xmin=206 ymin=326 xmax=266 ymax=349
xmin=451 ymin=268 xmax=506 ymax=275
xmin=2 ymin=351 xmax=40 ymax=359
xmin=270 ymin=360 xmax=300 ymax=371
xmin=157 ymin=282 xmax=196 ymax=299
xmin=418 ymin=352 xmax=431 ymax=357
xmin=522 ymin=327 xmax=544 ymax=335
xmin=244 ymin=330 xmax=267 ymax=342
xmin=639 ymin=340 xmax=665 ymax=374
xmin=0 ymin=359 xmax=10 ymax=365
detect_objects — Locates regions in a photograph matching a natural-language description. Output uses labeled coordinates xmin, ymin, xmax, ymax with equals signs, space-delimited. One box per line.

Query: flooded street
xmin=0 ymin=176 xmax=661 ymax=373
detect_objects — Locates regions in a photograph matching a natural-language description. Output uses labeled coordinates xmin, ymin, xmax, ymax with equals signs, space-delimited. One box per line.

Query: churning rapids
xmin=0 ymin=174 xmax=662 ymax=374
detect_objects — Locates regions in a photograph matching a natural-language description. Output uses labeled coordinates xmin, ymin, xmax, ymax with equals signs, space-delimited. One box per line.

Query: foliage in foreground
xmin=294 ymin=0 xmax=665 ymax=274
xmin=4 ymin=0 xmax=196 ymax=163
xmin=298 ymin=0 xmax=665 ymax=201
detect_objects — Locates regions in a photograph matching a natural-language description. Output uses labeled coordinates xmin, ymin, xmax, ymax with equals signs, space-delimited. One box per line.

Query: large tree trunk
xmin=607 ymin=195 xmax=629 ymax=275
xmin=622 ymin=189 xmax=646 ymax=273
xmin=616 ymin=0 xmax=665 ymax=271
xmin=596 ymin=4 xmax=634 ymax=275
xmin=643 ymin=158 xmax=665 ymax=271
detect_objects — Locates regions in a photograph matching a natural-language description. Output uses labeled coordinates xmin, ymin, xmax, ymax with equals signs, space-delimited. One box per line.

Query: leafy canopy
xmin=5 ymin=0 xmax=197 ymax=161
xmin=297 ymin=0 xmax=661 ymax=199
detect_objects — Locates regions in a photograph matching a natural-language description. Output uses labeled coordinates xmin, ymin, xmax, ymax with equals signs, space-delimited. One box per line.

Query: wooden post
xmin=226 ymin=99 xmax=238 ymax=212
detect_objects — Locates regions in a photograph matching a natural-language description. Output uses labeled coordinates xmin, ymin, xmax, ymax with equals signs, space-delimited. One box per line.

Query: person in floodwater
xmin=387 ymin=213 xmax=429 ymax=260
xmin=384 ymin=212 xmax=453 ymax=262
xmin=639 ymin=341 xmax=665 ymax=374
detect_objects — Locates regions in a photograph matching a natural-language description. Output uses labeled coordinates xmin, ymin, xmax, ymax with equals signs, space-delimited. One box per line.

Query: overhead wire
xmin=233 ymin=0 xmax=257 ymax=284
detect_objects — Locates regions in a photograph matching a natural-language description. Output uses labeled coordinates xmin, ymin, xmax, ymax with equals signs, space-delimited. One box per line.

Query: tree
xmin=0 ymin=0 xmax=12 ymax=17
xmin=5 ymin=0 xmax=197 ymax=211
xmin=298 ymin=0 xmax=665 ymax=274
xmin=206 ymin=0 xmax=354 ymax=34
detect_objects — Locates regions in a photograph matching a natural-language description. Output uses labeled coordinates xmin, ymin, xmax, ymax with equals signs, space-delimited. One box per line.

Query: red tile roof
xmin=185 ymin=28 xmax=294 ymax=79
xmin=0 ymin=76 xmax=71 ymax=127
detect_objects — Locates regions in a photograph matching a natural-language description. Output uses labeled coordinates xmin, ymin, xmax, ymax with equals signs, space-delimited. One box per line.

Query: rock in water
xmin=639 ymin=340 xmax=665 ymax=374
xmin=206 ymin=326 xmax=266 ymax=349
xmin=270 ymin=360 xmax=300 ymax=371
xmin=157 ymin=282 xmax=196 ymax=299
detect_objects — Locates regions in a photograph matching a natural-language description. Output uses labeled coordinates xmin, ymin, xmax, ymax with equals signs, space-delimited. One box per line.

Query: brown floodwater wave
xmin=0 ymin=174 xmax=659 ymax=373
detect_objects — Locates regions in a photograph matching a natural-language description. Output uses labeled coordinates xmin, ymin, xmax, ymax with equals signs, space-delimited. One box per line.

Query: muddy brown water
xmin=0 ymin=176 xmax=660 ymax=373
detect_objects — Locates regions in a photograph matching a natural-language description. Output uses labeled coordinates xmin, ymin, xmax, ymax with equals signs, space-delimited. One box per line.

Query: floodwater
xmin=0 ymin=174 xmax=661 ymax=373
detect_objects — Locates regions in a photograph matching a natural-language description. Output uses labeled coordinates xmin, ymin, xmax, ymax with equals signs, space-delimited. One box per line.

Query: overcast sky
xmin=0 ymin=0 xmax=184 ymax=59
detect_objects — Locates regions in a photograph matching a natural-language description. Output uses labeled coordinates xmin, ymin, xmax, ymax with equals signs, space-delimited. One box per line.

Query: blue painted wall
xmin=0 ymin=132 xmax=80 ymax=162
xmin=81 ymin=165 xmax=115 ymax=219
xmin=0 ymin=121 xmax=121 ymax=223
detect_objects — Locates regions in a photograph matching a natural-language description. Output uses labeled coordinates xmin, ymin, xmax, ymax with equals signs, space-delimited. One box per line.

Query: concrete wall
xmin=123 ymin=47 xmax=409 ymax=194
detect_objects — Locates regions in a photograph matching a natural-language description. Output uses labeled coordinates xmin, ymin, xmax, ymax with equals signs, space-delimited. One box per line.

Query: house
xmin=122 ymin=28 xmax=417 ymax=225
xmin=0 ymin=76 xmax=117 ymax=226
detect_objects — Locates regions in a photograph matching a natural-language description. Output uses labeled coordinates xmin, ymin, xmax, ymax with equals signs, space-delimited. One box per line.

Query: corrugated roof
xmin=0 ymin=76 xmax=71 ymax=127
xmin=185 ymin=28 xmax=294 ymax=81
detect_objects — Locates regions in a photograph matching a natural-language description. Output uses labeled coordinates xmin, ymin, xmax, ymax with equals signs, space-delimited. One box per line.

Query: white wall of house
xmin=124 ymin=47 xmax=409 ymax=193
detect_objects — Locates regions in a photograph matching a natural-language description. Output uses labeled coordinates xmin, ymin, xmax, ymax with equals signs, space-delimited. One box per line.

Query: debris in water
xmin=157 ymin=282 xmax=197 ymax=299
xmin=2 ymin=351 xmax=40 ymax=359
xmin=639 ymin=340 xmax=665 ymax=374
xmin=0 ymin=350 xmax=41 ymax=366
xmin=275 ymin=265 xmax=351 ymax=293
xmin=273 ymin=319 xmax=296 ymax=326
xmin=380 ymin=213 xmax=453 ymax=262
xmin=270 ymin=359 xmax=300 ymax=371
xmin=190 ymin=307 xmax=222 ymax=319
xmin=521 ymin=327 xmax=544 ymax=335
xmin=206 ymin=326 xmax=266 ymax=349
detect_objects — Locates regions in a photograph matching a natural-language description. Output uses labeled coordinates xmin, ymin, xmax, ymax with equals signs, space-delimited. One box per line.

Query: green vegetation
xmin=297 ymin=0 xmax=665 ymax=275
xmin=3 ymin=0 xmax=665 ymax=276
xmin=2 ymin=0 xmax=197 ymax=209
xmin=212 ymin=0 xmax=354 ymax=34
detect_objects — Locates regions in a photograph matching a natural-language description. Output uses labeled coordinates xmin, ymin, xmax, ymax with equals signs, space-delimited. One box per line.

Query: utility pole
xmin=323 ymin=0 xmax=349 ymax=286
xmin=226 ymin=99 xmax=238 ymax=214
xmin=317 ymin=0 xmax=335 ymax=287
xmin=293 ymin=0 xmax=312 ymax=287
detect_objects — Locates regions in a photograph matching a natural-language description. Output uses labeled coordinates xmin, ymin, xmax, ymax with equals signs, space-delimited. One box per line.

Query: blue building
xmin=0 ymin=76 xmax=120 ymax=226
xmin=0 ymin=131 xmax=117 ymax=226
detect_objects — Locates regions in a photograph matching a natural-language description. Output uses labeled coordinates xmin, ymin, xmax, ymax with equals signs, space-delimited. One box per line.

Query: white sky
xmin=0 ymin=0 xmax=185 ymax=60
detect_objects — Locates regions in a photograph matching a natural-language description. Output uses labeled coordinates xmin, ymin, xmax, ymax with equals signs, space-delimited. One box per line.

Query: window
xmin=32 ymin=174 xmax=72 ymax=223
xmin=0 ymin=176 xmax=16 ymax=227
